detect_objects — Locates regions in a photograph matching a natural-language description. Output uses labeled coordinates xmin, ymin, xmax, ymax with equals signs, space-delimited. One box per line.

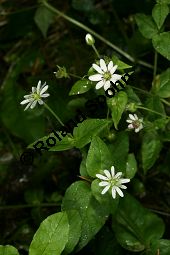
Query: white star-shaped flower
xmin=126 ymin=114 xmax=143 ymax=133
xmin=96 ymin=166 xmax=130 ymax=199
xmin=20 ymin=80 xmax=50 ymax=111
xmin=89 ymin=59 xmax=122 ymax=91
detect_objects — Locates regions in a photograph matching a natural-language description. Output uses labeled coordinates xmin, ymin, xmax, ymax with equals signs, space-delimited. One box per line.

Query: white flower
xmin=126 ymin=113 xmax=143 ymax=133
xmin=20 ymin=80 xmax=50 ymax=111
xmin=85 ymin=33 xmax=95 ymax=45
xmin=89 ymin=59 xmax=122 ymax=91
xmin=96 ymin=166 xmax=130 ymax=199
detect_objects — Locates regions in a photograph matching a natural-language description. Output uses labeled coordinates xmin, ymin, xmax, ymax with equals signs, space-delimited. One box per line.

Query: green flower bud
xmin=85 ymin=33 xmax=95 ymax=46
xmin=54 ymin=66 xmax=69 ymax=79
xmin=126 ymin=102 xmax=138 ymax=112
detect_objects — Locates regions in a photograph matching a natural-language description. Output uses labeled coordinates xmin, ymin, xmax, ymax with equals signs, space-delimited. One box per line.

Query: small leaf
xmin=107 ymin=91 xmax=128 ymax=129
xmin=86 ymin=136 xmax=113 ymax=177
xmin=34 ymin=6 xmax=54 ymax=37
xmin=152 ymin=32 xmax=170 ymax=60
xmin=141 ymin=131 xmax=162 ymax=173
xmin=126 ymin=153 xmax=137 ymax=179
xmin=152 ymin=3 xmax=169 ymax=29
xmin=29 ymin=212 xmax=69 ymax=255
xmin=69 ymin=79 xmax=93 ymax=95
xmin=157 ymin=68 xmax=170 ymax=98
xmin=0 ymin=245 xmax=19 ymax=255
xmin=150 ymin=239 xmax=170 ymax=255
xmin=62 ymin=181 xmax=109 ymax=250
xmin=113 ymin=194 xmax=165 ymax=252
xmin=135 ymin=14 xmax=158 ymax=39
xmin=49 ymin=135 xmax=75 ymax=151
xmin=156 ymin=0 xmax=170 ymax=4
xmin=73 ymin=119 xmax=111 ymax=148
xmin=145 ymin=95 xmax=165 ymax=120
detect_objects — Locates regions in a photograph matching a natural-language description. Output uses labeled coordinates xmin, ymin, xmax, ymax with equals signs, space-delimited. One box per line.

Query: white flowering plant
xmin=1 ymin=1 xmax=170 ymax=255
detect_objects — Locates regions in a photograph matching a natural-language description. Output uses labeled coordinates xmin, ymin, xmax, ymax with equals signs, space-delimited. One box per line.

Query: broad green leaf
xmin=126 ymin=153 xmax=137 ymax=179
xmin=69 ymin=79 xmax=93 ymax=95
xmin=63 ymin=210 xmax=82 ymax=254
xmin=108 ymin=132 xmax=129 ymax=173
xmin=112 ymin=55 xmax=132 ymax=70
xmin=135 ymin=14 xmax=158 ymax=39
xmin=145 ymin=95 xmax=165 ymax=120
xmin=113 ymin=194 xmax=165 ymax=252
xmin=152 ymin=3 xmax=169 ymax=29
xmin=126 ymin=87 xmax=141 ymax=104
xmin=152 ymin=32 xmax=170 ymax=60
xmin=49 ymin=135 xmax=75 ymax=151
xmin=150 ymin=239 xmax=170 ymax=255
xmin=156 ymin=0 xmax=170 ymax=4
xmin=73 ymin=119 xmax=111 ymax=148
xmin=86 ymin=136 xmax=113 ymax=177
xmin=0 ymin=245 xmax=19 ymax=255
xmin=62 ymin=181 xmax=109 ymax=250
xmin=29 ymin=212 xmax=69 ymax=255
xmin=141 ymin=131 xmax=162 ymax=173
xmin=34 ymin=6 xmax=54 ymax=37
xmin=107 ymin=91 xmax=128 ymax=129
xmin=157 ymin=68 xmax=170 ymax=98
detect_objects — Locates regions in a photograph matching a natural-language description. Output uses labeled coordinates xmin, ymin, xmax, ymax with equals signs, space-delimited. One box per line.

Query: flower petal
xmin=135 ymin=128 xmax=140 ymax=133
xmin=92 ymin=63 xmax=103 ymax=74
xmin=115 ymin=186 xmax=124 ymax=197
xmin=129 ymin=114 xmax=136 ymax=120
xmin=38 ymin=99 xmax=44 ymax=105
xmin=99 ymin=181 xmax=109 ymax=187
xmin=37 ymin=80 xmax=42 ymax=93
xmin=111 ymin=74 xmax=122 ymax=83
xmin=96 ymin=174 xmax=109 ymax=180
xmin=134 ymin=114 xmax=138 ymax=120
xmin=120 ymin=185 xmax=127 ymax=189
xmin=114 ymin=172 xmax=122 ymax=178
xmin=104 ymin=80 xmax=111 ymax=91
xmin=95 ymin=80 xmax=104 ymax=89
xmin=41 ymin=93 xmax=50 ymax=98
xmin=101 ymin=184 xmax=110 ymax=194
xmin=20 ymin=99 xmax=31 ymax=105
xmin=111 ymin=187 xmax=116 ymax=199
xmin=30 ymin=100 xmax=37 ymax=109
xmin=103 ymin=170 xmax=111 ymax=179
xmin=32 ymin=87 xmax=36 ymax=93
xmin=100 ymin=59 xmax=107 ymax=72
xmin=111 ymin=166 xmax=115 ymax=177
xmin=89 ymin=74 xmax=103 ymax=81
xmin=24 ymin=102 xmax=32 ymax=111
xmin=110 ymin=65 xmax=118 ymax=74
xmin=128 ymin=124 xmax=133 ymax=129
xmin=108 ymin=61 xmax=113 ymax=71
xmin=40 ymin=85 xmax=48 ymax=95
xmin=126 ymin=119 xmax=133 ymax=123
xmin=120 ymin=178 xmax=130 ymax=184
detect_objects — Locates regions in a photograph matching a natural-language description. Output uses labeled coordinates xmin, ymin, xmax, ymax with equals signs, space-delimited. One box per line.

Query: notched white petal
xmin=96 ymin=174 xmax=109 ymax=180
xmin=100 ymin=59 xmax=107 ymax=72
xmin=101 ymin=185 xmax=110 ymax=194
xmin=89 ymin=74 xmax=103 ymax=81
xmin=92 ymin=63 xmax=103 ymax=74
xmin=99 ymin=181 xmax=109 ymax=187
xmin=103 ymin=169 xmax=111 ymax=179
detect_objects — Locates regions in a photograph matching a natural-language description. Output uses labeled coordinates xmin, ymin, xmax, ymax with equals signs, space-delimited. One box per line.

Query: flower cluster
xmin=96 ymin=166 xmax=130 ymax=199
xmin=20 ymin=80 xmax=49 ymax=111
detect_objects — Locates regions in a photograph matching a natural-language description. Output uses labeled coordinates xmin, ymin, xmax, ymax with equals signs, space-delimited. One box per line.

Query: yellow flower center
xmin=32 ymin=93 xmax=40 ymax=100
xmin=103 ymin=71 xmax=112 ymax=81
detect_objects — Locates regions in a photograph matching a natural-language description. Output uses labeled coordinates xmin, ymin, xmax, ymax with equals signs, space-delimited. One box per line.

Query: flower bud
xmin=85 ymin=33 xmax=95 ymax=46
xmin=126 ymin=102 xmax=138 ymax=112
xmin=54 ymin=66 xmax=69 ymax=79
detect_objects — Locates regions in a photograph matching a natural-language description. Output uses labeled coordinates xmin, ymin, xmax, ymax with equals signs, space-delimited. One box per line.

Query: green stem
xmin=92 ymin=44 xmax=100 ymax=58
xmin=153 ymin=51 xmax=158 ymax=81
xmin=42 ymin=0 xmax=153 ymax=69
xmin=130 ymin=86 xmax=151 ymax=96
xmin=137 ymin=105 xmax=170 ymax=119
xmin=44 ymin=103 xmax=65 ymax=126
xmin=0 ymin=203 xmax=60 ymax=210
xmin=161 ymin=98 xmax=170 ymax=107
xmin=69 ymin=73 xmax=82 ymax=79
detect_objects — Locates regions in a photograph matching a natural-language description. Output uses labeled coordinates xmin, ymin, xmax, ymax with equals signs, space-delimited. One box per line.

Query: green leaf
xmin=150 ymin=239 xmax=170 ymax=255
xmin=157 ymin=68 xmax=170 ymax=98
xmin=49 ymin=135 xmax=75 ymax=151
xmin=145 ymin=95 xmax=165 ymax=120
xmin=72 ymin=0 xmax=94 ymax=11
xmin=112 ymin=55 xmax=132 ymax=70
xmin=29 ymin=212 xmax=69 ymax=255
xmin=141 ymin=131 xmax=162 ymax=173
xmin=152 ymin=32 xmax=170 ymax=60
xmin=79 ymin=150 xmax=88 ymax=176
xmin=34 ymin=6 xmax=54 ymax=37
xmin=113 ymin=194 xmax=165 ymax=252
xmin=69 ymin=79 xmax=93 ymax=95
xmin=86 ymin=136 xmax=113 ymax=177
xmin=63 ymin=210 xmax=82 ymax=254
xmin=107 ymin=91 xmax=128 ymax=129
xmin=156 ymin=0 xmax=170 ymax=4
xmin=135 ymin=14 xmax=158 ymax=39
xmin=108 ymin=132 xmax=129 ymax=173
xmin=152 ymin=3 xmax=169 ymax=29
xmin=73 ymin=119 xmax=111 ymax=148
xmin=126 ymin=153 xmax=137 ymax=179
xmin=62 ymin=181 xmax=109 ymax=250
xmin=0 ymin=245 xmax=19 ymax=255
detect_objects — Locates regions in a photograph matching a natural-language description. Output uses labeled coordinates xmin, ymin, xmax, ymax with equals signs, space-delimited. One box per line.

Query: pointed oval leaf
xmin=29 ymin=212 xmax=69 ymax=255
xmin=157 ymin=68 xmax=170 ymax=98
xmin=152 ymin=3 xmax=169 ymax=29
xmin=69 ymin=79 xmax=93 ymax=95
xmin=126 ymin=153 xmax=137 ymax=179
xmin=135 ymin=14 xmax=158 ymax=39
xmin=152 ymin=32 xmax=170 ymax=60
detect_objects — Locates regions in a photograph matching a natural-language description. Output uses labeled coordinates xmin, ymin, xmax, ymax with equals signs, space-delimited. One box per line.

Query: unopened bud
xmin=85 ymin=33 xmax=95 ymax=46
xmin=54 ymin=66 xmax=69 ymax=79
xmin=126 ymin=102 xmax=138 ymax=112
